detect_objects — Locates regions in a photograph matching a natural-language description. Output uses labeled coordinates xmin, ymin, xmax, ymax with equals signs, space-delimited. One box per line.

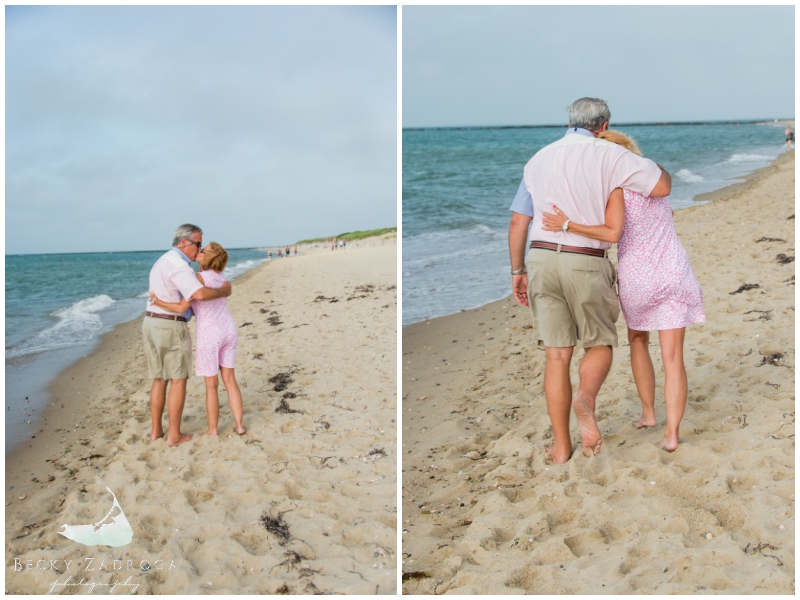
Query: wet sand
xmin=6 ymin=239 xmax=397 ymax=594
xmin=402 ymin=153 xmax=794 ymax=594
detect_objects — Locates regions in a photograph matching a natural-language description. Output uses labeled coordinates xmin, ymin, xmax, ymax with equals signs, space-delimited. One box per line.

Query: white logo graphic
xmin=58 ymin=488 xmax=133 ymax=547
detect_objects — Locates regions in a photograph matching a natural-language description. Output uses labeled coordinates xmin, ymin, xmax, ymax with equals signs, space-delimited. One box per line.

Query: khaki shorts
xmin=526 ymin=247 xmax=620 ymax=348
xmin=142 ymin=316 xmax=192 ymax=380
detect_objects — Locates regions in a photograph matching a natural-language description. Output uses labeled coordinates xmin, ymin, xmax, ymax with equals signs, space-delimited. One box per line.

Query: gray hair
xmin=566 ymin=97 xmax=611 ymax=132
xmin=172 ymin=223 xmax=203 ymax=247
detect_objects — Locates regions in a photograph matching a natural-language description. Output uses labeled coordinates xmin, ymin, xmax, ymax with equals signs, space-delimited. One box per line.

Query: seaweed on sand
xmin=730 ymin=283 xmax=759 ymax=295
xmin=269 ymin=372 xmax=293 ymax=391
xmin=260 ymin=512 xmax=291 ymax=545
xmin=758 ymin=353 xmax=785 ymax=367
xmin=367 ymin=447 xmax=386 ymax=459
xmin=403 ymin=571 xmax=432 ymax=581
xmin=276 ymin=398 xmax=303 ymax=414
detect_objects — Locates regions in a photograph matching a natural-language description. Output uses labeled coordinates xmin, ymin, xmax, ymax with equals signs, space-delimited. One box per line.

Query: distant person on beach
xmin=150 ymin=242 xmax=245 ymax=436
xmin=508 ymin=97 xmax=672 ymax=463
xmin=143 ymin=224 xmax=232 ymax=446
xmin=785 ymin=126 xmax=794 ymax=151
xmin=541 ymin=130 xmax=705 ymax=452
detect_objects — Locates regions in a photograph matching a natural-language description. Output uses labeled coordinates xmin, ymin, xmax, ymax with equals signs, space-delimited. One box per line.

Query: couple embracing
xmin=508 ymin=98 xmax=705 ymax=464
xmin=142 ymin=223 xmax=245 ymax=446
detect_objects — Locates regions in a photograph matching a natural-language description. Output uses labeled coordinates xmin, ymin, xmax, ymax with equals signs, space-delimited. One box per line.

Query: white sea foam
xmin=725 ymin=153 xmax=771 ymax=163
xmin=7 ymin=295 xmax=115 ymax=357
xmin=407 ymin=223 xmax=506 ymax=244
xmin=675 ymin=169 xmax=704 ymax=183
xmin=225 ymin=258 xmax=268 ymax=279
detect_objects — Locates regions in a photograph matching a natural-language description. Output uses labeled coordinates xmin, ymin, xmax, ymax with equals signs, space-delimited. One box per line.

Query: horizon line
xmin=5 ymin=247 xmax=263 ymax=258
xmin=402 ymin=117 xmax=795 ymax=132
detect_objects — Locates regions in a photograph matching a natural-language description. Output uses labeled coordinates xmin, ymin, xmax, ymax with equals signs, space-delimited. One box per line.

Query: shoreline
xmin=402 ymin=149 xmax=795 ymax=329
xmin=402 ymin=153 xmax=794 ymax=593
xmin=6 ymin=242 xmax=397 ymax=594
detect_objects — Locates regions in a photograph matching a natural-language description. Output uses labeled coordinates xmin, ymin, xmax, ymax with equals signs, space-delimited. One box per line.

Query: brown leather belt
xmin=529 ymin=241 xmax=606 ymax=257
xmin=146 ymin=311 xmax=188 ymax=322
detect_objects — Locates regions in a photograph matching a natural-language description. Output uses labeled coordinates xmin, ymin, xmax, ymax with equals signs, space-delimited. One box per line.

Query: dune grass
xmin=296 ymin=227 xmax=396 ymax=244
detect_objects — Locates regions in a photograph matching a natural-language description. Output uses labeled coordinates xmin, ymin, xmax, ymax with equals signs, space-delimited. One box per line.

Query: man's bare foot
xmin=545 ymin=444 xmax=573 ymax=464
xmin=150 ymin=428 xmax=164 ymax=441
xmin=573 ymin=393 xmax=602 ymax=457
xmin=167 ymin=433 xmax=193 ymax=446
xmin=656 ymin=434 xmax=679 ymax=452
xmin=636 ymin=414 xmax=657 ymax=429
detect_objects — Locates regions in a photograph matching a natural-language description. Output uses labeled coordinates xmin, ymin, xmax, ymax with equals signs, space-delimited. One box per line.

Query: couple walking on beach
xmin=509 ymin=97 xmax=705 ymax=464
xmin=142 ymin=224 xmax=245 ymax=446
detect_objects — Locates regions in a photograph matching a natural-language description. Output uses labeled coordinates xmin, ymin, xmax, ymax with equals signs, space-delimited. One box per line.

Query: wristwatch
xmin=149 ymin=298 xmax=156 ymax=306
xmin=562 ymin=220 xmax=570 ymax=232
xmin=511 ymin=268 xmax=527 ymax=275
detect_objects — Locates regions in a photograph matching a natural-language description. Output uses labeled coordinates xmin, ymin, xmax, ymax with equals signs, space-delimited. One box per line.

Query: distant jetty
xmin=403 ymin=119 xmax=793 ymax=132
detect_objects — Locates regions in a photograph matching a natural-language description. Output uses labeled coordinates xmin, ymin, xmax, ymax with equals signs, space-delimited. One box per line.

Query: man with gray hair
xmin=508 ymin=98 xmax=672 ymax=463
xmin=143 ymin=223 xmax=232 ymax=446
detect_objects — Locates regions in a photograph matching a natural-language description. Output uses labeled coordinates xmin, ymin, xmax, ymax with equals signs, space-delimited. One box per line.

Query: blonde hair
xmin=598 ymin=130 xmax=642 ymax=157
xmin=200 ymin=241 xmax=229 ymax=272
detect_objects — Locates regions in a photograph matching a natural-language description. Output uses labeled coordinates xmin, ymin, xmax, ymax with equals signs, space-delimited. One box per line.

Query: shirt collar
xmin=565 ymin=127 xmax=594 ymax=138
xmin=170 ymin=247 xmax=193 ymax=265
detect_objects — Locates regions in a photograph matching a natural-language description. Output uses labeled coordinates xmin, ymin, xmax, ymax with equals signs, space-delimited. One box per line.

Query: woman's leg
xmin=657 ymin=327 xmax=687 ymax=451
xmin=628 ymin=328 xmax=657 ymax=428
xmin=204 ymin=375 xmax=220 ymax=435
xmin=220 ymin=367 xmax=245 ymax=434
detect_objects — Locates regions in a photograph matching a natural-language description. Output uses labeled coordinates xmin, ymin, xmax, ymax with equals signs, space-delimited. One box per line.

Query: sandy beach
xmin=6 ymin=239 xmax=397 ymax=594
xmin=402 ymin=153 xmax=794 ymax=594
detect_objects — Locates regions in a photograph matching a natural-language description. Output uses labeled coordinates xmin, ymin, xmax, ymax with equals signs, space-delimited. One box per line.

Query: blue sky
xmin=403 ymin=5 xmax=794 ymax=128
xmin=6 ymin=6 xmax=397 ymax=254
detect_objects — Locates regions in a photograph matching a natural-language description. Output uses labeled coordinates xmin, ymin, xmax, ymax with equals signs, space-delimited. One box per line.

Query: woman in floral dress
xmin=541 ymin=130 xmax=704 ymax=451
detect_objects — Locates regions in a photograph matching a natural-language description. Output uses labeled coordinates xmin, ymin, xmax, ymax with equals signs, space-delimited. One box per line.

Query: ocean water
xmin=6 ymin=247 xmax=271 ymax=358
xmin=402 ymin=121 xmax=788 ymax=325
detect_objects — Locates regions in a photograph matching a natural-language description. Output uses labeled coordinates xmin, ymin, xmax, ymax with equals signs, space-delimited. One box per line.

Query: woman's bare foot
xmin=656 ymin=433 xmax=679 ymax=452
xmin=572 ymin=393 xmax=602 ymax=457
xmin=150 ymin=428 xmax=164 ymax=441
xmin=235 ymin=424 xmax=246 ymax=435
xmin=167 ymin=433 xmax=193 ymax=446
xmin=636 ymin=413 xmax=657 ymax=429
xmin=200 ymin=429 xmax=219 ymax=437
xmin=545 ymin=443 xmax=573 ymax=465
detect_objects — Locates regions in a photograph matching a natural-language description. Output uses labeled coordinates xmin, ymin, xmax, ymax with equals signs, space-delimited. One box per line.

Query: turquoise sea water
xmin=402 ymin=120 xmax=789 ymax=325
xmin=6 ymin=247 xmax=271 ymax=358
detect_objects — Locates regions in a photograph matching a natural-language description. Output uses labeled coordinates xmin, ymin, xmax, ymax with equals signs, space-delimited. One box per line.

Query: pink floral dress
xmin=616 ymin=189 xmax=705 ymax=331
xmin=193 ymin=270 xmax=238 ymax=376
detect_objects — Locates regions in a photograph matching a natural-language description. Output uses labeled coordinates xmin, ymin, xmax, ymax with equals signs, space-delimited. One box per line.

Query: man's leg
xmin=149 ymin=378 xmax=167 ymax=440
xmin=543 ymin=346 xmax=574 ymax=464
xmin=572 ymin=345 xmax=613 ymax=456
xmin=166 ymin=378 xmax=192 ymax=446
